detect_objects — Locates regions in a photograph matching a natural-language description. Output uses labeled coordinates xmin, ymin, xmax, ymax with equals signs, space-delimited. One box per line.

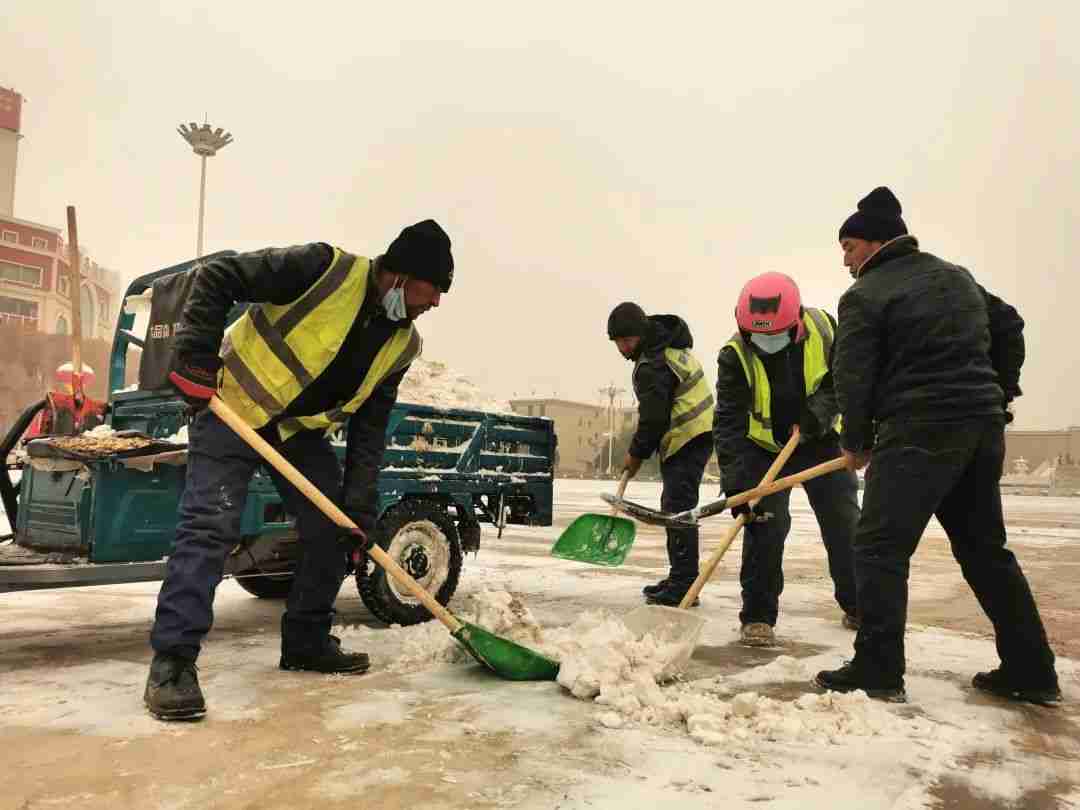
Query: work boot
xmin=814 ymin=661 xmax=907 ymax=703
xmin=280 ymin=635 xmax=371 ymax=673
xmin=645 ymin=580 xmax=700 ymax=608
xmin=642 ymin=578 xmax=670 ymax=597
xmin=144 ymin=652 xmax=206 ymax=721
xmin=972 ymin=668 xmax=1062 ymax=707
xmin=740 ymin=622 xmax=776 ymax=647
xmin=280 ymin=616 xmax=370 ymax=674
xmin=842 ymin=613 xmax=861 ymax=631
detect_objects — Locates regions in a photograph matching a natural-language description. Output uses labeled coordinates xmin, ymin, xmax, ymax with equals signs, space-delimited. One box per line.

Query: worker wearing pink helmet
xmin=713 ymin=272 xmax=859 ymax=647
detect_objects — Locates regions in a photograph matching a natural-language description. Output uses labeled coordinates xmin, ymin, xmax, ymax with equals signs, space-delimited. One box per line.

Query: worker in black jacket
xmin=144 ymin=220 xmax=453 ymax=721
xmin=608 ymin=303 xmax=714 ymax=606
xmin=714 ymin=272 xmax=859 ymax=647
xmin=815 ymin=187 xmax=1059 ymax=705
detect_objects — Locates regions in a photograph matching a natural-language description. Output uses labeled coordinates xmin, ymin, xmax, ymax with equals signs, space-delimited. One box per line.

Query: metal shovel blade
xmin=452 ymin=621 xmax=561 ymax=681
xmin=550 ymin=513 xmax=637 ymax=566
xmin=600 ymin=493 xmax=698 ymax=528
xmin=621 ymin=605 xmax=707 ymax=679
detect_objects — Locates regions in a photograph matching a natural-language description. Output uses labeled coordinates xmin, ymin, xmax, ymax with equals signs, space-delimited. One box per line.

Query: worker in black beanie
xmin=383 ymin=219 xmax=454 ymax=293
xmin=607 ymin=302 xmax=714 ymax=606
xmin=837 ymin=186 xmax=908 ymax=278
xmin=815 ymin=188 xmax=1059 ymax=706
xmin=146 ymin=219 xmax=452 ymax=721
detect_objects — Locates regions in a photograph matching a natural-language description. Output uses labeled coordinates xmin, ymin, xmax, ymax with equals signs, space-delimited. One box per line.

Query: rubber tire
xmin=357 ymin=499 xmax=462 ymax=626
xmin=234 ymin=573 xmax=295 ymax=599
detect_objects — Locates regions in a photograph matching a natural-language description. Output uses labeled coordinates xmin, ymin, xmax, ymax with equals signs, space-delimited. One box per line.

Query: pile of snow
xmin=337 ymin=590 xmax=545 ymax=672
xmin=398 ymin=359 xmax=512 ymax=414
xmin=336 ymin=591 xmax=934 ymax=750
xmin=82 ymin=424 xmax=117 ymax=438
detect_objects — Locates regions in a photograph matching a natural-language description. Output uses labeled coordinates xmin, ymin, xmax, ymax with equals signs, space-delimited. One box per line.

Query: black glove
xmin=725 ymin=487 xmax=754 ymax=520
xmin=799 ymin=407 xmax=825 ymax=440
xmin=731 ymin=501 xmax=757 ymax=520
xmin=169 ymin=353 xmax=222 ymax=411
xmin=342 ymin=526 xmax=370 ymax=551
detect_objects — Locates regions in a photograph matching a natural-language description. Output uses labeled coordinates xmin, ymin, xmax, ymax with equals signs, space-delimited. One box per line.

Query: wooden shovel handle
xmin=724 ymin=455 xmax=846 ymax=510
xmin=611 ymin=471 xmax=631 ymax=516
xmin=208 ymin=396 xmax=462 ymax=633
xmin=684 ymin=453 xmax=847 ymax=523
xmin=678 ymin=428 xmax=801 ymax=609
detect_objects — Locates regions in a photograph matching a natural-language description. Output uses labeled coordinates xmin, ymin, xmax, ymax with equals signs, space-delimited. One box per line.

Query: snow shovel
xmin=550 ymin=471 xmax=636 ymax=565
xmin=617 ymin=430 xmax=802 ymax=671
xmin=602 ymin=454 xmax=847 ymax=528
xmin=208 ymin=396 xmax=560 ymax=682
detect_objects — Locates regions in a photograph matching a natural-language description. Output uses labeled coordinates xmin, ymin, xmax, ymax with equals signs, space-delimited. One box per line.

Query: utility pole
xmin=178 ymin=120 xmax=233 ymax=258
xmin=598 ymin=382 xmax=625 ymax=476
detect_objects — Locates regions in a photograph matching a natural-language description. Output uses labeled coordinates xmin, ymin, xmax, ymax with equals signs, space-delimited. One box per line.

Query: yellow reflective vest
xmin=635 ymin=347 xmax=715 ymax=461
xmin=218 ymin=248 xmax=422 ymax=442
xmin=724 ymin=308 xmax=836 ymax=453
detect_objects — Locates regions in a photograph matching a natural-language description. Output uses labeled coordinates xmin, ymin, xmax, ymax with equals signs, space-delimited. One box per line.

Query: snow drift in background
xmin=398 ymin=358 xmax=512 ymax=414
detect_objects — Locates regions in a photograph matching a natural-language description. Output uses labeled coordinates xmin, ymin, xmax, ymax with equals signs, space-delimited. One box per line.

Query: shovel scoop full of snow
xmin=621 ymin=606 xmax=707 ymax=679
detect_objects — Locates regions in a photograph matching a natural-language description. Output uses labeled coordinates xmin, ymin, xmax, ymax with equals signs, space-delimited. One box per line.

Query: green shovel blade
xmin=550 ymin=513 xmax=637 ymax=566
xmin=453 ymin=621 xmax=560 ymax=681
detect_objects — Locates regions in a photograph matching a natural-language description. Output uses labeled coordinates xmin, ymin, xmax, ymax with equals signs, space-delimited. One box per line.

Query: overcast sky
xmin=4 ymin=1 xmax=1076 ymax=428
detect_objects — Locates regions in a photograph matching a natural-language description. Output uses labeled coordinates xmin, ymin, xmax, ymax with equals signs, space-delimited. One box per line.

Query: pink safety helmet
xmin=735 ymin=272 xmax=805 ymax=339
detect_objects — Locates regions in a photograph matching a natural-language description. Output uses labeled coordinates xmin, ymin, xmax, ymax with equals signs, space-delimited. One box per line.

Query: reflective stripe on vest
xmin=218 ymin=248 xmax=423 ymax=441
xmin=636 ymin=347 xmax=715 ymax=461
xmin=724 ymin=308 xmax=835 ymax=453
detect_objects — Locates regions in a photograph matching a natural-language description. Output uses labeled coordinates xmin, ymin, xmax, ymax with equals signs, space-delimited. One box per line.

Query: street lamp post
xmin=598 ymin=382 xmax=626 ymax=476
xmin=177 ymin=121 xmax=233 ymax=258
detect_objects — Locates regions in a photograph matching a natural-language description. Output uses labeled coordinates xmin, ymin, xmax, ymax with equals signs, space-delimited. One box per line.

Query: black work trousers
xmin=853 ymin=418 xmax=1056 ymax=685
xmin=660 ymin=432 xmax=713 ymax=584
xmin=150 ymin=410 xmax=347 ymax=659
xmin=738 ymin=434 xmax=859 ymax=626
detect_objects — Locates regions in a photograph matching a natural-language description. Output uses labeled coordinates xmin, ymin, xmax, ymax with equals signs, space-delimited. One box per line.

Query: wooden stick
xmin=723 ymin=456 xmax=846 ymax=511
xmin=208 ymin=396 xmax=463 ymax=633
xmin=65 ymin=206 xmax=84 ymax=403
xmin=678 ymin=428 xmax=801 ymax=608
xmin=674 ymin=455 xmax=848 ymax=524
xmin=611 ymin=470 xmax=630 ymax=515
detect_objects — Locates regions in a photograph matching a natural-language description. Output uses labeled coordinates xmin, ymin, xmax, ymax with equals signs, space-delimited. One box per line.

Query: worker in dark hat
xmin=607 ymin=303 xmax=714 ymax=606
xmin=814 ymin=187 xmax=1060 ymax=706
xmin=146 ymin=220 xmax=453 ymax=721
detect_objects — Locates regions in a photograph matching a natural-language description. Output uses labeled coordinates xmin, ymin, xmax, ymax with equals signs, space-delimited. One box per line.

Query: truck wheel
xmin=357 ymin=499 xmax=462 ymax=626
xmin=234 ymin=573 xmax=294 ymax=599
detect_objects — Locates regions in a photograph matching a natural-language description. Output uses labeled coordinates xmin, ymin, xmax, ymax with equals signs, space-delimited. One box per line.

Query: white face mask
xmin=750 ymin=331 xmax=791 ymax=354
xmin=382 ymin=279 xmax=408 ymax=322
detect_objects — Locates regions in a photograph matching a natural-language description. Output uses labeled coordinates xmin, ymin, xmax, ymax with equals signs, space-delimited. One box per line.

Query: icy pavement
xmin=1 ymin=482 xmax=1079 ymax=809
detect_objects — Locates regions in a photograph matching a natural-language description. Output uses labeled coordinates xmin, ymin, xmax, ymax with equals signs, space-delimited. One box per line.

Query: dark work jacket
xmin=175 ymin=243 xmax=409 ymax=532
xmin=628 ymin=315 xmax=696 ymax=460
xmin=834 ymin=235 xmax=1022 ymax=452
xmin=712 ymin=312 xmax=840 ymax=492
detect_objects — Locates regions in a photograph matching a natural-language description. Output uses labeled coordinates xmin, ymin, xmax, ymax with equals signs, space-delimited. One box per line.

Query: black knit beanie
xmin=838 ymin=187 xmax=908 ymax=243
xmin=607 ymin=302 xmax=649 ymax=339
xmin=383 ymin=219 xmax=454 ymax=292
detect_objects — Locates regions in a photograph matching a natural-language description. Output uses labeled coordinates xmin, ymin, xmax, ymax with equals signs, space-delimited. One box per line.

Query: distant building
xmin=510 ymin=398 xmax=636 ymax=477
xmin=0 ymin=86 xmax=122 ymax=338
xmin=1005 ymin=427 xmax=1080 ymax=473
xmin=0 ymin=86 xmax=20 ymax=216
xmin=0 ymin=213 xmax=122 ymax=339
xmin=509 ymin=396 xmax=720 ymax=480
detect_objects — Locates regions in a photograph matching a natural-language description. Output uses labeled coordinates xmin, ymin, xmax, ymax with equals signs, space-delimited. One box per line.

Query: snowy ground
xmin=2 ymin=481 xmax=1079 ymax=810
